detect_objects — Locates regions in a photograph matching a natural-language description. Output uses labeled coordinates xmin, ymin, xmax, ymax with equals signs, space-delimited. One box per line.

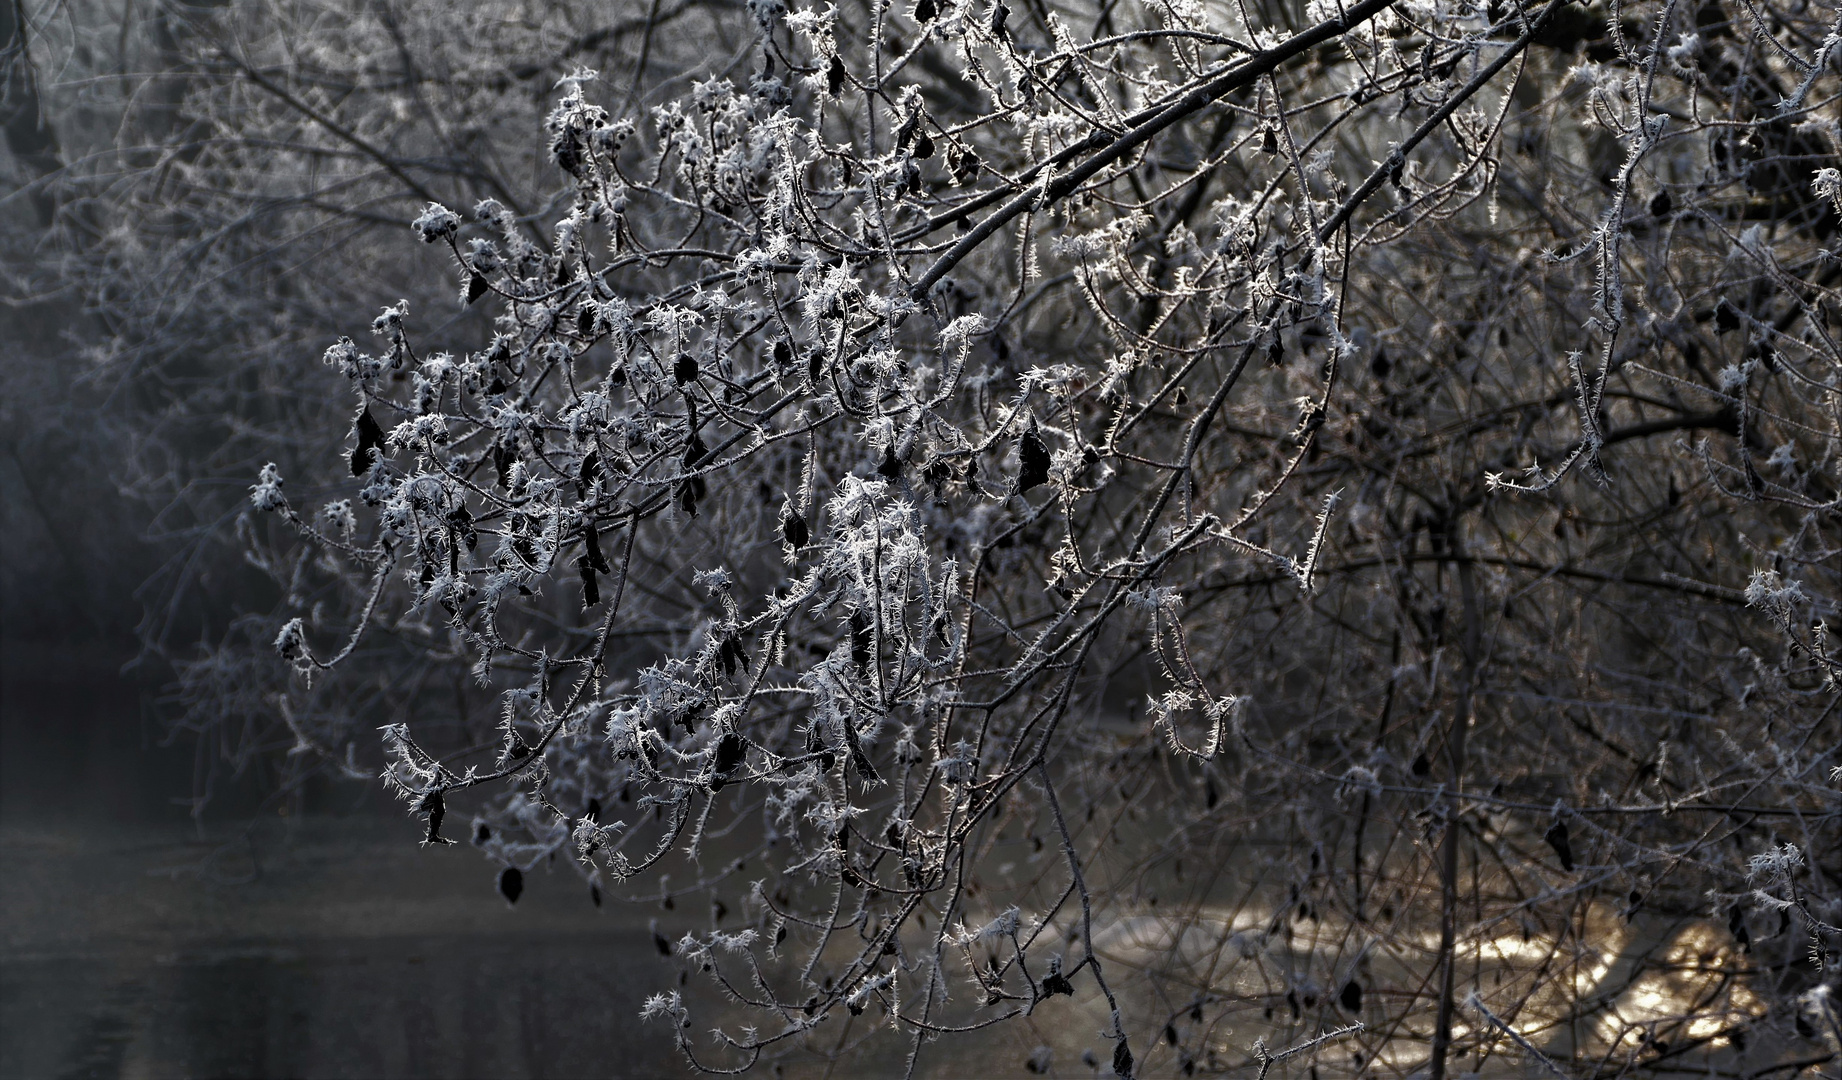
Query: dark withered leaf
xmin=419 ymin=790 xmax=453 ymax=846
xmin=1715 ymin=300 xmax=1741 ymax=333
xmin=578 ymin=556 xmax=601 ymax=608
xmin=850 ymin=610 xmax=873 ymax=669
xmin=578 ymin=307 xmax=595 ymax=338
xmin=1728 ymin=904 xmax=1749 ymax=946
xmin=1340 ymin=979 xmax=1363 ymax=1013
xmin=714 ymin=732 xmax=746 ymax=774
xmin=773 ymin=337 xmax=793 ymax=368
xmin=827 ymin=55 xmax=846 ymax=96
xmin=1041 ymin=970 xmax=1074 ymax=996
xmin=466 ymin=272 xmax=490 ymax=305
xmin=1544 ymin=821 xmax=1575 ymax=871
xmin=352 ymin=407 xmax=387 ymax=476
xmin=493 ymin=441 xmax=513 ymax=489
xmin=1649 ymin=189 xmax=1673 ymax=217
xmin=1112 ymin=1038 xmax=1133 ymax=1079
xmin=674 ymin=353 xmax=699 ymax=384
xmin=1017 ymin=422 xmax=1052 ymax=493
xmin=584 ymin=520 xmax=611 ymax=574
xmin=450 ymin=508 xmax=477 ymax=552
xmin=783 ymin=509 xmax=810 ymax=548
xmin=877 ymin=444 xmax=902 ymax=480
xmin=653 ymin=927 xmax=674 ymax=955
xmin=585 ymin=797 xmax=601 ymax=823
xmin=1411 ymin=752 xmax=1431 ymax=777
xmin=717 ymin=636 xmax=745 ymax=679
xmin=954 ymin=149 xmax=980 ymax=184
xmin=843 ymin=717 xmax=882 ymax=784
xmin=915 ymin=0 xmax=937 ymax=21
xmin=678 ymin=478 xmax=701 ymax=515
xmin=576 ymin=451 xmax=598 ymax=498
xmin=498 ymin=866 xmax=524 ymax=904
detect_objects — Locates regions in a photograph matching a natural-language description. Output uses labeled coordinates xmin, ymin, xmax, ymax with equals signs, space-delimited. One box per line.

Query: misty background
xmin=0 ymin=3 xmax=697 ymax=1075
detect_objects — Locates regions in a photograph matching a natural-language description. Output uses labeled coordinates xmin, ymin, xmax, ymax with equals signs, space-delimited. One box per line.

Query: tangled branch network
xmin=224 ymin=0 xmax=1842 ymax=1070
